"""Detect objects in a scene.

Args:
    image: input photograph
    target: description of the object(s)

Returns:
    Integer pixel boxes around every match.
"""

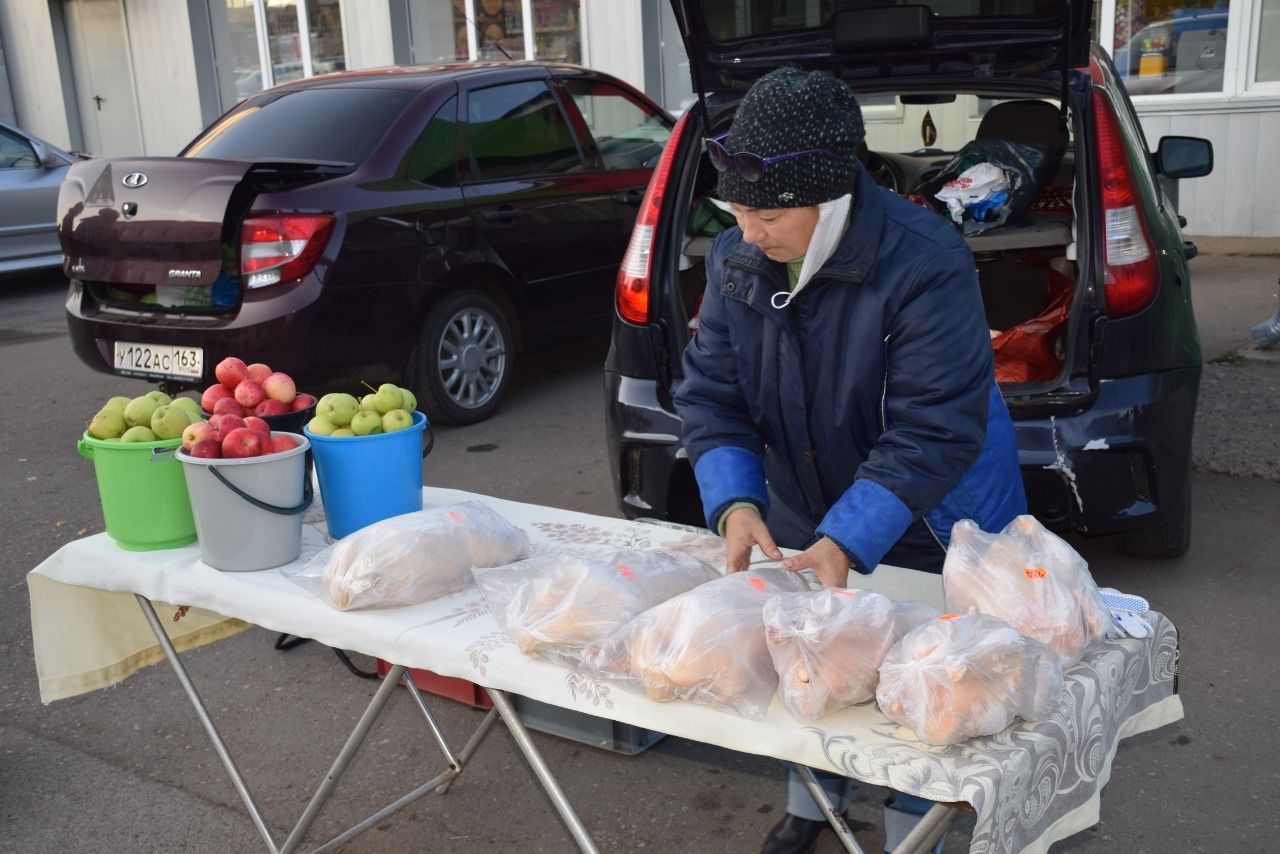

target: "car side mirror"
[1156,136,1213,179]
[27,139,58,169]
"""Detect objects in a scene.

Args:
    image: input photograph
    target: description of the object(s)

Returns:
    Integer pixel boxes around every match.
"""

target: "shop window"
[307,0,346,75]
[534,0,582,63]
[1112,0,1231,95]
[217,0,346,105]
[406,96,461,186]
[562,79,670,170]
[465,81,583,180]
[266,0,305,87]
[472,0,525,60]
[1256,0,1280,83]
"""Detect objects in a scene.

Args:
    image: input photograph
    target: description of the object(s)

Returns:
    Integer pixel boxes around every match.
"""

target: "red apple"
[270,434,299,454]
[216,414,245,438]
[212,396,241,416]
[215,357,248,390]
[222,427,263,458]
[291,393,316,412]
[181,420,214,453]
[243,416,271,437]
[189,437,222,458]
[262,371,297,404]
[246,362,272,384]
[254,398,289,417]
[234,380,264,409]
[201,383,233,413]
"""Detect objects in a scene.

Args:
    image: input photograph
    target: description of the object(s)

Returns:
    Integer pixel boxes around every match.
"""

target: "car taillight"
[240,214,335,289]
[1092,89,1159,318]
[616,112,689,324]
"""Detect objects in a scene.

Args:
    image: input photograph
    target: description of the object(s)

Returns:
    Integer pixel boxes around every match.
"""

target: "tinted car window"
[405,96,460,187]
[0,129,38,169]
[562,78,670,171]
[465,81,583,180]
[186,87,415,164]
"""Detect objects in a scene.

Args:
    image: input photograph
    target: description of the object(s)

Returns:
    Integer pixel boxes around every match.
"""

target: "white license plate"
[113,342,204,381]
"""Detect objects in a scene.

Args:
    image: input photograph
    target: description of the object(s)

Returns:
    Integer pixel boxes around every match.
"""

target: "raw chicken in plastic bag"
[876,611,1063,745]
[764,589,894,721]
[587,567,812,719]
[291,502,529,610]
[943,516,1110,666]
[473,550,720,667]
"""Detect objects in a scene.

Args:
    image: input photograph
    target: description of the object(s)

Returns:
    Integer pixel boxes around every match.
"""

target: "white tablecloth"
[28,487,1182,854]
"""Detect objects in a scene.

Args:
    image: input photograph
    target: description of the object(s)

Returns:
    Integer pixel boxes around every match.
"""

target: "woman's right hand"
[722,506,783,572]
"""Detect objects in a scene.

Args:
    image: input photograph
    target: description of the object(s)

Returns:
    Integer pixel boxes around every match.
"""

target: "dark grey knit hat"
[715,67,864,209]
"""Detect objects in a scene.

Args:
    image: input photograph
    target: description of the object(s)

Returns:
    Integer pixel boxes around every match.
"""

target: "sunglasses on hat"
[705,133,844,183]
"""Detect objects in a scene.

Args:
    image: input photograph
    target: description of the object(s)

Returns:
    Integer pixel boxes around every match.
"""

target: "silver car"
[0,120,78,275]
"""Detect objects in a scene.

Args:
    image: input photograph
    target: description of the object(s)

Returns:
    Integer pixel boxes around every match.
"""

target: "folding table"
[28,487,1183,854]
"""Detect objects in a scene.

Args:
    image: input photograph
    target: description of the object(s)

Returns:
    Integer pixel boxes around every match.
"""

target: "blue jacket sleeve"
[674,230,769,531]
[816,246,992,570]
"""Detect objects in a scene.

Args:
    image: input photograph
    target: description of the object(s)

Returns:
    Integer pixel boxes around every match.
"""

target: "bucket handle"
[207,464,315,516]
[422,423,434,458]
[77,438,93,460]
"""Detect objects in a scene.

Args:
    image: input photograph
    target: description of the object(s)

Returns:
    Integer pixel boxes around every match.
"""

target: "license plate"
[113,342,204,381]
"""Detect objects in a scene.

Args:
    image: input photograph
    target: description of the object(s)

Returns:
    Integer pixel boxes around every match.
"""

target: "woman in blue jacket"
[674,68,1026,854]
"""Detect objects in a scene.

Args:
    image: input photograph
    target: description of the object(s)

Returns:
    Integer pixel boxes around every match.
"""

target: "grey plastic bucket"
[177,433,313,571]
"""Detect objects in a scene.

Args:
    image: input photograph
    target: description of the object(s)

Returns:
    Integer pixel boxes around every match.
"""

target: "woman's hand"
[721,506,782,572]
[782,537,852,589]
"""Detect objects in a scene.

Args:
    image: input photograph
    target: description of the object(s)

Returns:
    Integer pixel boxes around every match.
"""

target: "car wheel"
[413,290,514,426]
[1120,478,1191,559]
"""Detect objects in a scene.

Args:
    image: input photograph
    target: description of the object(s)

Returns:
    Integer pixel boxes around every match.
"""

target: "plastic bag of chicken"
[943,516,1111,667]
[876,611,1064,745]
[290,502,529,610]
[473,550,720,667]
[587,567,812,719]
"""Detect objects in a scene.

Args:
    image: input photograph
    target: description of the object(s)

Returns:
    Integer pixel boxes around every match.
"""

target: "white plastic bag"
[473,550,719,667]
[943,516,1111,666]
[876,611,1063,745]
[764,588,900,721]
[292,502,529,610]
[587,567,812,719]
[934,162,1010,225]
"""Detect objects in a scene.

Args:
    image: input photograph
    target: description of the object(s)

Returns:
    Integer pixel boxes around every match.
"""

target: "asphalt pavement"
[1,241,1278,854]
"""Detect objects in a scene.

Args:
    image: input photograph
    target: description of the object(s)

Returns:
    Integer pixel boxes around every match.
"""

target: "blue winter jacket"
[676,167,1026,573]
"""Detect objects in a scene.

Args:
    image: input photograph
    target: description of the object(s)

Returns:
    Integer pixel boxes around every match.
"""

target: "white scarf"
[771,193,851,309]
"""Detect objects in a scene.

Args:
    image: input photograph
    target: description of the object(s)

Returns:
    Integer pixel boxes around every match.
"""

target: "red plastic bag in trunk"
[992,262,1073,383]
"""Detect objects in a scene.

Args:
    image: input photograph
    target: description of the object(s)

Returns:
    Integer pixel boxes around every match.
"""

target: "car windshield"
[185,87,415,164]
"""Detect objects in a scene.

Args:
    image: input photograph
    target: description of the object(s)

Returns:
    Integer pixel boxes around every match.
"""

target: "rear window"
[185,87,415,164]
[699,0,1060,39]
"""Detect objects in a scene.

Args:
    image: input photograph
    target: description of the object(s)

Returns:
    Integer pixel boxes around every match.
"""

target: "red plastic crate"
[375,658,492,709]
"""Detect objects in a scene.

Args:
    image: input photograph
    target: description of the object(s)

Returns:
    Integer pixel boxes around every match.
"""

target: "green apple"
[381,409,413,433]
[331,427,356,437]
[350,410,383,436]
[120,425,158,442]
[320,392,359,426]
[123,395,159,428]
[371,383,404,414]
[307,415,337,436]
[88,409,126,440]
[359,393,378,412]
[145,390,172,406]
[170,397,202,421]
[102,396,131,415]
[398,386,417,413]
[150,404,192,440]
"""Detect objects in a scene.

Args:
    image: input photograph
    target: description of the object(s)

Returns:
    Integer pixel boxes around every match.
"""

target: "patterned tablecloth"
[28,487,1182,854]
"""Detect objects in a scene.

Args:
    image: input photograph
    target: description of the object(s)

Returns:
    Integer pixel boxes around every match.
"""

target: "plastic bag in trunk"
[917,139,1062,235]
[587,567,813,719]
[288,502,529,610]
[473,550,720,667]
[877,611,1064,745]
[942,516,1111,666]
[764,589,941,722]
[991,256,1075,383]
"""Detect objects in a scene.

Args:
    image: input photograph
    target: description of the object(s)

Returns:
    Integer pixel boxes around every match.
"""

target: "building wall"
[122,0,205,154]
[583,0,645,93]
[0,3,72,148]
[340,1,395,71]
[0,29,16,125]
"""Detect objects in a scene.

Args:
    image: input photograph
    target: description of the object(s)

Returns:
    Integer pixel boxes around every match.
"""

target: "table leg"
[891,803,958,854]
[136,595,281,854]
[793,764,865,854]
[487,688,601,854]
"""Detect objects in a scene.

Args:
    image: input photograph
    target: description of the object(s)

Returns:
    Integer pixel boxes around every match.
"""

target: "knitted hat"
[715,67,864,209]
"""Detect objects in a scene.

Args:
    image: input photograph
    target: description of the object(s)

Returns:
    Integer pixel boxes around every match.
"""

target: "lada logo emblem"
[122,172,148,188]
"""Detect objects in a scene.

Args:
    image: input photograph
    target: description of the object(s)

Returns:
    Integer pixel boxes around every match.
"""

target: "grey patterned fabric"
[716,67,864,209]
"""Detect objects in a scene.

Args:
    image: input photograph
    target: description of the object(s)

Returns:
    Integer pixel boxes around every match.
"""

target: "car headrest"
[976,100,1067,152]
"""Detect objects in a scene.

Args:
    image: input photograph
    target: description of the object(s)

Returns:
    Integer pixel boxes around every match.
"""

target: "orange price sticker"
[938,613,959,621]
[1024,566,1048,580]
[615,563,636,580]
[445,510,465,523]
[748,577,768,592]
[833,588,857,598]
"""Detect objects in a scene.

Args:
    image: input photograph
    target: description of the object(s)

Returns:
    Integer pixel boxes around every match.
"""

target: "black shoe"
[761,813,828,854]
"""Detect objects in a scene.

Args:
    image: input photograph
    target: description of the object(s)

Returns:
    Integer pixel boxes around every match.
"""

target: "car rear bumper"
[607,366,1201,537]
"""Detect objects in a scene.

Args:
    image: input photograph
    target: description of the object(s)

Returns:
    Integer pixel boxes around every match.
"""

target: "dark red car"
[62,62,673,424]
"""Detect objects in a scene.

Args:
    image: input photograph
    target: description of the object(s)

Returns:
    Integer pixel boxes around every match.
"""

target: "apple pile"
[201,357,315,419]
[87,391,204,442]
[180,413,301,460]
[307,384,418,437]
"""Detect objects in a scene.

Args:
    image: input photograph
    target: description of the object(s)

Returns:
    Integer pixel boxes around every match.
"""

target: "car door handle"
[480,207,520,223]
[614,189,644,206]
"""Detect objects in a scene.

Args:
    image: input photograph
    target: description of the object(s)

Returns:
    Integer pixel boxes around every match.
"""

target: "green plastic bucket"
[77,432,197,551]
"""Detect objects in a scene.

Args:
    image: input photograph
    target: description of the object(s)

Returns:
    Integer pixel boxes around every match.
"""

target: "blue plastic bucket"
[304,411,432,539]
